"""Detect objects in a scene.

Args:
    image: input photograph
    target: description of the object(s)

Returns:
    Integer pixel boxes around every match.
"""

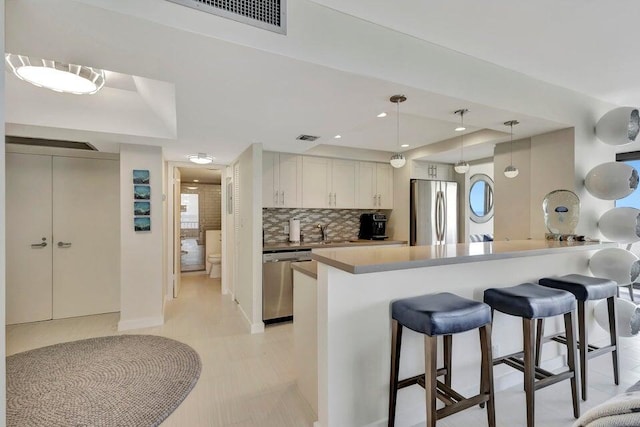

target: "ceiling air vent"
[6,136,97,151]
[296,134,320,142]
[166,0,286,35]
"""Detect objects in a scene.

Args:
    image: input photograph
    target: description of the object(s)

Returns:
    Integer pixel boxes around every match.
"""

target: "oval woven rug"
[7,335,201,427]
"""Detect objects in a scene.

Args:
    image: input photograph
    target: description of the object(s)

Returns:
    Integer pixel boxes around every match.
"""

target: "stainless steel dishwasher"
[262,250,312,324]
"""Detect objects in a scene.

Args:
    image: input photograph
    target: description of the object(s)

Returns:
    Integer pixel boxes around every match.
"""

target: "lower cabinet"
[6,152,120,324]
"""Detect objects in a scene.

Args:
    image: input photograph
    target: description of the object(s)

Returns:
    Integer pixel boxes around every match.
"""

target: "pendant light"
[503,120,520,178]
[389,95,407,169]
[453,109,470,174]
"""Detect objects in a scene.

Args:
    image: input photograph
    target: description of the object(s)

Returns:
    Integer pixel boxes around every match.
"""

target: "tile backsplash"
[263,208,379,243]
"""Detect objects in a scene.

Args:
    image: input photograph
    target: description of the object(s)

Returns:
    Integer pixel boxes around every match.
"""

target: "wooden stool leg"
[607,296,620,385]
[564,311,581,419]
[480,324,496,427]
[425,335,438,427]
[388,320,402,427]
[523,318,535,427]
[578,301,587,401]
[443,335,452,387]
[628,284,635,302]
[535,318,545,367]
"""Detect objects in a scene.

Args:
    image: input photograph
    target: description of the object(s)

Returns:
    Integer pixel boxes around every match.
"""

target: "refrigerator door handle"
[435,191,443,243]
[440,191,447,243]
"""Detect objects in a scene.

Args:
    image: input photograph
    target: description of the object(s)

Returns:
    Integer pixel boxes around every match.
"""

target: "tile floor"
[6,273,640,427]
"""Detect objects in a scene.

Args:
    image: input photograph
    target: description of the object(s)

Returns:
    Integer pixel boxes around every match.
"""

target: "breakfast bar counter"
[311,240,617,427]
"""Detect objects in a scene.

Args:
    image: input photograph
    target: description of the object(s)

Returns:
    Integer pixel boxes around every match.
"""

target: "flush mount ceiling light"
[453,109,470,174]
[5,54,106,95]
[389,95,407,169]
[188,153,214,165]
[504,120,520,178]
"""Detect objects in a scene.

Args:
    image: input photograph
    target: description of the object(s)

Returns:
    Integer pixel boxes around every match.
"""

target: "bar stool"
[538,274,619,400]
[389,292,495,427]
[484,283,580,427]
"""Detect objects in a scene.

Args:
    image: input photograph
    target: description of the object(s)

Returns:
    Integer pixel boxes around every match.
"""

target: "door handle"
[31,242,47,248]
[274,190,279,205]
[57,242,72,248]
[281,191,285,205]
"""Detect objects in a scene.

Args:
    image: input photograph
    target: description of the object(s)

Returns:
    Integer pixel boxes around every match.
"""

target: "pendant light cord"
[510,123,513,165]
[460,111,465,159]
[396,100,400,151]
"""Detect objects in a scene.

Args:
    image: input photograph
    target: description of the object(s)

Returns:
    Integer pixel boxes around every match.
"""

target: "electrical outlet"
[284,224,290,234]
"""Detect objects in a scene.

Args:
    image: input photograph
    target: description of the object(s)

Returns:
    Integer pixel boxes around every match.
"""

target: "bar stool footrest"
[494,355,576,391]
[546,334,616,359]
[397,367,448,390]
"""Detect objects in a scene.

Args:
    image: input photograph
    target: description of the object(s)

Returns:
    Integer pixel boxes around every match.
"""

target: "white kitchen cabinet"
[411,160,453,181]
[302,157,356,208]
[263,152,302,208]
[356,162,394,209]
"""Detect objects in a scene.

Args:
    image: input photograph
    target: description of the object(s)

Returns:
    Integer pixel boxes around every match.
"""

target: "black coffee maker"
[359,213,388,240]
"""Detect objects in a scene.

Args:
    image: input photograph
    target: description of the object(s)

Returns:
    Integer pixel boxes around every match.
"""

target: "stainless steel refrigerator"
[410,179,458,245]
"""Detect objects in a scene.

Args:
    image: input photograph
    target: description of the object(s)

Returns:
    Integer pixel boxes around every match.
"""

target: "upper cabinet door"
[302,156,331,208]
[356,162,377,209]
[331,159,356,209]
[376,163,394,209]
[262,151,278,208]
[278,154,302,208]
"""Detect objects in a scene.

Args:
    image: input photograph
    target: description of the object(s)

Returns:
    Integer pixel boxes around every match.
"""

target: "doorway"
[176,167,224,274]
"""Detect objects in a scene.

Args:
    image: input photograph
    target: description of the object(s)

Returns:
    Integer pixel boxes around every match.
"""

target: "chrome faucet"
[317,224,328,241]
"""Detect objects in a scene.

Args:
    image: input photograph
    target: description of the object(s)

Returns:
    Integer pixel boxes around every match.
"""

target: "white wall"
[233,144,264,333]
[118,144,165,331]
[530,128,576,239]
[493,128,577,241]
[0,1,7,422]
[494,138,532,240]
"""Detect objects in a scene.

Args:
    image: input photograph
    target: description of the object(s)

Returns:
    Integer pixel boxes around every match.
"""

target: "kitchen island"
[309,240,616,427]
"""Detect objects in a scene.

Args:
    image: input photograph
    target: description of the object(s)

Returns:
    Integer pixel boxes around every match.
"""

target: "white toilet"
[207,253,222,278]
[205,230,222,279]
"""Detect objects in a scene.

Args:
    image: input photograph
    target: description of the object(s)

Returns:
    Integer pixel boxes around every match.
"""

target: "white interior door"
[173,167,182,298]
[6,153,53,324]
[52,156,120,319]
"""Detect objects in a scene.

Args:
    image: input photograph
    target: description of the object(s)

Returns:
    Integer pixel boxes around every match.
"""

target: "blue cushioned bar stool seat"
[484,283,580,427]
[388,292,495,427]
[538,274,619,401]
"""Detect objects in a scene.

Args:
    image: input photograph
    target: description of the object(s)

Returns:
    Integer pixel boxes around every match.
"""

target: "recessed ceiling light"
[334,135,342,139]
[188,153,214,164]
[193,179,199,183]
[377,112,387,118]
[5,54,106,95]
[400,144,410,148]
[455,126,466,132]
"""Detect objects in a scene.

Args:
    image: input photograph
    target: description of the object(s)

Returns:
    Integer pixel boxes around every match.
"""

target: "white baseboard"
[313,422,322,427]
[237,302,265,334]
[118,315,165,331]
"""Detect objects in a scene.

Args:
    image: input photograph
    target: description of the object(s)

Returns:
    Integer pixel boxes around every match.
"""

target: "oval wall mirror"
[469,173,494,223]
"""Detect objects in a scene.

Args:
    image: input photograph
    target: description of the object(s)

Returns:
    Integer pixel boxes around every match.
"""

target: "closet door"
[6,153,53,324]
[52,156,120,319]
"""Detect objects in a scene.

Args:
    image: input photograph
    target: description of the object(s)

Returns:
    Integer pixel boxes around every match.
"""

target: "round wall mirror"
[469,173,494,223]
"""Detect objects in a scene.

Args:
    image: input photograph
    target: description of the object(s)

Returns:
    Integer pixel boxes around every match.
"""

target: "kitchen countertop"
[291,260,317,279]
[263,239,406,252]
[311,239,617,274]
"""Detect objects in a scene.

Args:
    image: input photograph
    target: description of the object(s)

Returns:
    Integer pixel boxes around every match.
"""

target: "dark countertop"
[291,260,318,279]
[263,239,407,252]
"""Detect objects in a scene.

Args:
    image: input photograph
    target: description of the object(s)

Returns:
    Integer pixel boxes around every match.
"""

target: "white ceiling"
[310,0,640,107]
[4,1,622,164]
